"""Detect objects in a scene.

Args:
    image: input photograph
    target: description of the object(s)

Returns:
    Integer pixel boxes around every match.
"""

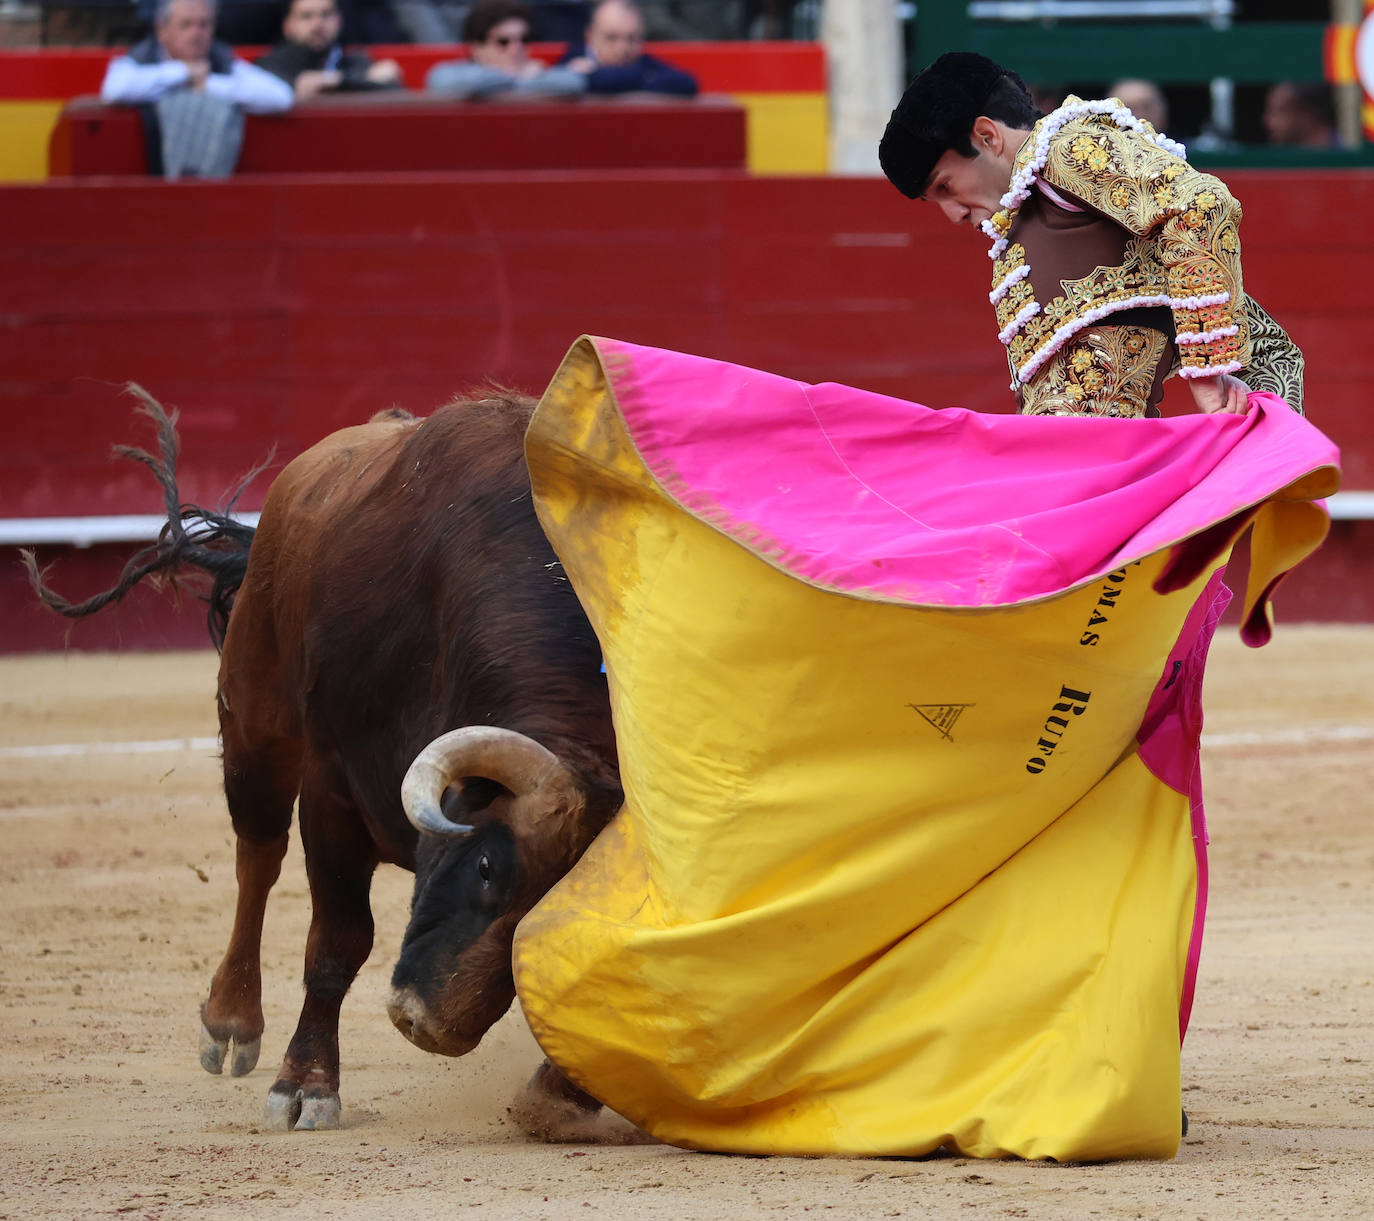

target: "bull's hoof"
[199,1023,227,1075]
[263,1087,342,1132]
[509,1080,652,1146]
[230,1037,262,1077]
[295,1095,342,1130]
[199,1023,262,1077]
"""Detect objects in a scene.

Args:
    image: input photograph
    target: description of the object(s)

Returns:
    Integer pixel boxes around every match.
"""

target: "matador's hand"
[1189,372,1252,415]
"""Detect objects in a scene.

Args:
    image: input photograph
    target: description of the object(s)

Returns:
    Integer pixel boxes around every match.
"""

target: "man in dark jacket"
[561,0,697,97]
[256,0,403,100]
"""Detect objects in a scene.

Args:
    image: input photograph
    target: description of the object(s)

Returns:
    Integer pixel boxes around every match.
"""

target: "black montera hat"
[879,51,1013,199]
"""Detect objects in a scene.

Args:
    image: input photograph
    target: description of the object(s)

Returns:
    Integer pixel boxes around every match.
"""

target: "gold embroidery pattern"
[992,243,1036,333]
[992,98,1254,389]
[1032,104,1251,375]
[1021,325,1169,417]
[1241,293,1305,415]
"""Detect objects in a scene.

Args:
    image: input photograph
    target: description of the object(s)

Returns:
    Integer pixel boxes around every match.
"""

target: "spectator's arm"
[339,52,401,90]
[204,59,296,113]
[254,43,311,85]
[100,55,190,105]
[512,66,587,98]
[584,55,697,97]
[426,61,585,100]
[426,61,510,99]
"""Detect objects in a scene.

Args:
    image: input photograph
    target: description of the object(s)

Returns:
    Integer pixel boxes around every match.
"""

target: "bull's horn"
[400,726,577,838]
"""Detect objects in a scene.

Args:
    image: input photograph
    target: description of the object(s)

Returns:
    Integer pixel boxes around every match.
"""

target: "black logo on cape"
[909,703,973,742]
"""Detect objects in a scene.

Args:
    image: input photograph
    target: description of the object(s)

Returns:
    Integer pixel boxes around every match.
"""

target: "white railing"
[0,512,262,549]
[2,495,1369,551]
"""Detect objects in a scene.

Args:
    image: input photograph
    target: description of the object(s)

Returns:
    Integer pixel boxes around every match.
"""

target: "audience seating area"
[0,41,827,179]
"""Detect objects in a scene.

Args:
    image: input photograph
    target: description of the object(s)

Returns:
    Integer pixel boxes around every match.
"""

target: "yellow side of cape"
[512,343,1263,1161]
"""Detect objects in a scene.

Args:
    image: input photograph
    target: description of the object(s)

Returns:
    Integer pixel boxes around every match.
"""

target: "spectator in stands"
[1109,78,1169,134]
[560,0,697,97]
[257,0,404,99]
[1262,81,1346,149]
[101,0,292,178]
[426,0,586,99]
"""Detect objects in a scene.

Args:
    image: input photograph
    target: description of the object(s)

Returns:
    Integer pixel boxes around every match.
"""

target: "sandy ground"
[0,627,1371,1219]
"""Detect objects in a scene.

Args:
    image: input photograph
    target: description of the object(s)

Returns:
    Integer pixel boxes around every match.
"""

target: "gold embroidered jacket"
[987,97,1304,415]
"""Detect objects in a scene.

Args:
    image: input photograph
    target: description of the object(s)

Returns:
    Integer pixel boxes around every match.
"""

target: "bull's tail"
[22,384,269,651]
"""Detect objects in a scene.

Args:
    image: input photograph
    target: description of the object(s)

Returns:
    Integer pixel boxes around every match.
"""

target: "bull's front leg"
[263,780,378,1131]
[509,1059,654,1145]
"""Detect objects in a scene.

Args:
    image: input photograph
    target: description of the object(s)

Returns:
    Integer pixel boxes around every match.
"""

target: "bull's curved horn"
[400,726,578,839]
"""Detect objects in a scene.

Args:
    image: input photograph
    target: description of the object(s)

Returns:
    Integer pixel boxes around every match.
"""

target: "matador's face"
[922,144,1012,229]
[921,117,1027,230]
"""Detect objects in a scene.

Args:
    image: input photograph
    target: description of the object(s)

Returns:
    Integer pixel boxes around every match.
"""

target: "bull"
[26,389,626,1135]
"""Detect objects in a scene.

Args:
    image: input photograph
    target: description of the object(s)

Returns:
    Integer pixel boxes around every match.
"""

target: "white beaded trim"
[1167,291,1232,311]
[995,98,1187,219]
[999,301,1041,344]
[990,264,1031,305]
[1177,360,1245,379]
[981,219,1009,259]
[1009,291,1233,383]
[1176,325,1240,345]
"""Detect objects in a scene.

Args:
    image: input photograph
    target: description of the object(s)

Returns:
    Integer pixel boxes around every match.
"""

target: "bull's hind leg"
[263,766,378,1131]
[200,724,303,1079]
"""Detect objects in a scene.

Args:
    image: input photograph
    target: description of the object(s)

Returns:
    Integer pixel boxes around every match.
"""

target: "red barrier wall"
[50,96,748,177]
[3,168,1371,650]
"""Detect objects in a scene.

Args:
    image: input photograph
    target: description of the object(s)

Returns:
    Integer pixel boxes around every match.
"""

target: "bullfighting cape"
[513,336,1339,1161]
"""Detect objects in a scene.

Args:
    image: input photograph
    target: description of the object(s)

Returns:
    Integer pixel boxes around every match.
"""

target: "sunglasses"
[489,32,528,46]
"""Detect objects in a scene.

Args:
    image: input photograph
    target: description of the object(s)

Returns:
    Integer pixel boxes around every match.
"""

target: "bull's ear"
[440,776,510,824]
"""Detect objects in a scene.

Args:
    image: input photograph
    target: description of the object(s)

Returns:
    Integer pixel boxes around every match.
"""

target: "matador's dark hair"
[879,51,1041,200]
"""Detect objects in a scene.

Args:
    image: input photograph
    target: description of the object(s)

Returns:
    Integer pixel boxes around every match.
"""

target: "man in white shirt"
[101,0,293,115]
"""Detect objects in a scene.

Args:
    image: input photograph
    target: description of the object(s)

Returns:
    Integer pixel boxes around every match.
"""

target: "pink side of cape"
[596,338,1338,608]
[1135,569,1233,1041]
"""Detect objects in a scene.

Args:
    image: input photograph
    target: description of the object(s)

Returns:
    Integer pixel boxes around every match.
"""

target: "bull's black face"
[388,816,523,1056]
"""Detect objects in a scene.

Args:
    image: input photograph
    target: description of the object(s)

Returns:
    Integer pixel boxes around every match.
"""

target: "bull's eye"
[477,854,491,886]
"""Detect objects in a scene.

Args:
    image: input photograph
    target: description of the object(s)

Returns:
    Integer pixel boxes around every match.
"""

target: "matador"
[879,52,1304,419]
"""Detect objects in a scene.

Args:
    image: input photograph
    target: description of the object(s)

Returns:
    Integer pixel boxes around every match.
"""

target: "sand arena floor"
[0,628,1371,1219]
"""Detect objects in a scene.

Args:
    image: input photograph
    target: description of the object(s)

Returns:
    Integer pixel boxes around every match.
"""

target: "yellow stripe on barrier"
[735,91,828,174]
[0,100,64,182]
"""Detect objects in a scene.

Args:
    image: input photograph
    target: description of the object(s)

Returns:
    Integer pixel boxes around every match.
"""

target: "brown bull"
[27,389,624,1133]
